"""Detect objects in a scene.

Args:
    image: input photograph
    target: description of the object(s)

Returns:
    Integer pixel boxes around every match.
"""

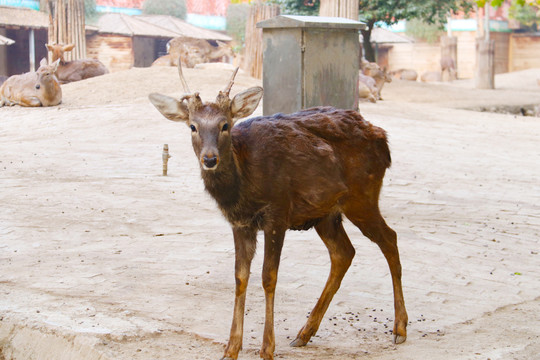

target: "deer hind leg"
[346,208,408,344]
[290,214,355,347]
[222,226,257,360]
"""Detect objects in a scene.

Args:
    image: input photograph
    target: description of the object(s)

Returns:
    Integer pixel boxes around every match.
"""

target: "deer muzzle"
[202,154,219,170]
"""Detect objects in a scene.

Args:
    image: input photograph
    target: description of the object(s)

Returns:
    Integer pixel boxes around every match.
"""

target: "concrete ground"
[1,66,539,359]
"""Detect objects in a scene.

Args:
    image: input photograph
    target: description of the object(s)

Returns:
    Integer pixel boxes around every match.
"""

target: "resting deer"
[152,37,234,68]
[46,43,108,83]
[0,58,62,107]
[148,62,408,360]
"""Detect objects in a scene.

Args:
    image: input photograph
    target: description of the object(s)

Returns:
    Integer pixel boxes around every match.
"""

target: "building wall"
[386,31,510,80]
[186,0,229,30]
[96,0,143,15]
[86,34,133,72]
[386,42,441,78]
[0,28,8,75]
[509,33,540,72]
[0,27,47,76]
[132,36,155,67]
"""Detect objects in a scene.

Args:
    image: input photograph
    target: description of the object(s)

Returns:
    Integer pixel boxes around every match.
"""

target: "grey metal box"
[257,15,365,116]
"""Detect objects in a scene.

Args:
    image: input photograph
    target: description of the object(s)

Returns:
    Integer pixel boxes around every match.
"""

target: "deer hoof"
[289,337,307,347]
[393,334,407,344]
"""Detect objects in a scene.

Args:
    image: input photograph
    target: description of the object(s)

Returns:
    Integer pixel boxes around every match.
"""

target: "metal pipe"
[29,28,35,71]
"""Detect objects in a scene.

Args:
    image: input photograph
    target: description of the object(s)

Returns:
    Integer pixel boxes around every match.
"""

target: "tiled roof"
[136,15,231,41]
[0,6,48,29]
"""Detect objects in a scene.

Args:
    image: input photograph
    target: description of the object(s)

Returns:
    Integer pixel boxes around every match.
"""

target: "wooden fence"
[47,0,86,61]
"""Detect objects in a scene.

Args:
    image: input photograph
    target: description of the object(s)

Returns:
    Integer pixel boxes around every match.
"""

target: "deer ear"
[149,93,189,123]
[230,86,263,121]
[39,58,48,67]
[51,59,60,73]
[46,44,53,51]
[63,43,75,51]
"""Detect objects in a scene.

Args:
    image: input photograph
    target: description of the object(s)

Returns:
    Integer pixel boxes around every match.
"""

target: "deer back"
[149,63,391,231]
[46,43,108,83]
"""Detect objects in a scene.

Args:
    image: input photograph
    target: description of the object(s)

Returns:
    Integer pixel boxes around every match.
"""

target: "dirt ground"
[1,66,539,360]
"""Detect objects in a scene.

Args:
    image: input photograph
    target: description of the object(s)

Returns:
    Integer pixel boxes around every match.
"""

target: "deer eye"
[190,124,197,132]
[221,123,229,132]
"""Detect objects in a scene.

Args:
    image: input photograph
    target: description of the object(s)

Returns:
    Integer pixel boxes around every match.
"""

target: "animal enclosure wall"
[387,42,441,77]
[509,33,540,72]
[386,31,510,80]
[86,33,133,72]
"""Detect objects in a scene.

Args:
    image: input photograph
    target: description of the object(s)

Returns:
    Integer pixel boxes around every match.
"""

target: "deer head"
[35,58,60,89]
[46,43,75,63]
[149,60,263,171]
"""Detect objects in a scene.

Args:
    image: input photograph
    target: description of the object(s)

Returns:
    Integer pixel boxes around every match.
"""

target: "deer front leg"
[260,226,285,360]
[222,226,257,360]
[20,96,42,107]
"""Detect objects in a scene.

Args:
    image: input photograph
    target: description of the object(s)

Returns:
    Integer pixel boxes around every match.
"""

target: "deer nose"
[202,155,219,170]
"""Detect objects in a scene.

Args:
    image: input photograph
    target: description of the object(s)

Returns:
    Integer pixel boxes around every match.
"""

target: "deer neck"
[39,77,60,103]
[201,150,241,210]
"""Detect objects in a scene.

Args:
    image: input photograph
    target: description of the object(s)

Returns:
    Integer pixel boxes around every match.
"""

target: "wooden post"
[47,0,86,61]
[475,4,495,89]
[475,38,495,89]
[242,1,280,79]
[319,0,358,20]
[162,144,171,176]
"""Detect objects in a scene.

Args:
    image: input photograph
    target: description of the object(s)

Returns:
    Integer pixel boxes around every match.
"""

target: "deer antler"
[177,55,191,94]
[176,55,203,113]
[223,67,239,97]
[216,67,240,111]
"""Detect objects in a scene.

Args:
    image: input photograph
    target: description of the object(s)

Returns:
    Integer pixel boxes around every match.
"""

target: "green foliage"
[84,0,98,22]
[477,0,540,8]
[357,0,472,61]
[227,3,250,46]
[142,0,187,19]
[359,0,473,27]
[268,0,319,16]
[509,1,540,28]
[405,18,445,43]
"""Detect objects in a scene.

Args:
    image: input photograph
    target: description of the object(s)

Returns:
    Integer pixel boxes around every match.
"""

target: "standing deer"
[46,43,108,83]
[148,62,408,360]
[0,58,62,107]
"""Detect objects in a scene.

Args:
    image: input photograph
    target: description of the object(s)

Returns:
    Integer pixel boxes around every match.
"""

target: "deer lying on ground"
[358,73,378,103]
[391,68,418,81]
[0,58,62,107]
[152,37,234,68]
[359,61,392,102]
[148,62,408,360]
[46,43,108,83]
[421,71,442,82]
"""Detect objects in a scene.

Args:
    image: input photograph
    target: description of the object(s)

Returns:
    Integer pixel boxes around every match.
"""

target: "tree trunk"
[361,19,375,62]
